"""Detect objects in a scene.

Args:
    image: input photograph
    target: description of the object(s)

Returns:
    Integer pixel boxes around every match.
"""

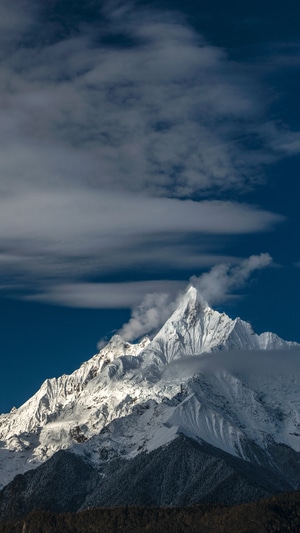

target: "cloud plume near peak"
[118,292,180,341]
[116,253,273,342]
[191,253,273,306]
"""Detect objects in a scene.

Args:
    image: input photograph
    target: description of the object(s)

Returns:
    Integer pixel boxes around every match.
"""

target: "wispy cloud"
[26,253,274,342]
[162,348,300,383]
[0,189,282,299]
[118,292,181,341]
[0,1,36,46]
[191,253,273,306]
[0,0,296,307]
[111,254,273,341]
[2,0,299,199]
[28,280,185,309]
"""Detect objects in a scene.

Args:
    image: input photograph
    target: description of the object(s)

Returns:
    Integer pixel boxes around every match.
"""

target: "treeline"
[1,491,300,533]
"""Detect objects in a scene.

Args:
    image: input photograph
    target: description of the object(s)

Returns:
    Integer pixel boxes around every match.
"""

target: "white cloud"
[162,348,300,383]
[109,253,273,341]
[191,253,273,305]
[0,0,295,306]
[0,1,298,201]
[28,280,185,309]
[118,292,180,341]
[0,190,282,243]
[0,187,282,298]
[257,121,300,155]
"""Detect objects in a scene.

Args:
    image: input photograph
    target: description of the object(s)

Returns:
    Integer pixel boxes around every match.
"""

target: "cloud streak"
[0,0,296,308]
[162,348,300,384]
[0,188,282,300]
[28,280,185,309]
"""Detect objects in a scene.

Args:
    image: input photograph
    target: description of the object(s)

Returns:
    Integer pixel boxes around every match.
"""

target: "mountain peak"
[174,285,209,315]
[148,287,225,363]
[0,284,299,492]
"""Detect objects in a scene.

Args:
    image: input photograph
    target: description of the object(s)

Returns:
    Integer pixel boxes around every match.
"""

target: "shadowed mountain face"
[0,435,298,523]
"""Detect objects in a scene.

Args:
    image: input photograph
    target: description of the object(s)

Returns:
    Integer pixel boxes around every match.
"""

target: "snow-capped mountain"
[0,286,299,497]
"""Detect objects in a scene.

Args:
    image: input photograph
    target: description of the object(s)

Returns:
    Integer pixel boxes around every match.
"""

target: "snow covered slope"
[141,287,293,364]
[0,286,299,490]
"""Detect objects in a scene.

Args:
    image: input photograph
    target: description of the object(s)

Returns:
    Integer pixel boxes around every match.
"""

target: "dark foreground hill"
[1,490,300,533]
[0,435,296,524]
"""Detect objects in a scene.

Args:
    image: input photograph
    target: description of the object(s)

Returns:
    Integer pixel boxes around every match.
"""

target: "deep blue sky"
[0,0,300,413]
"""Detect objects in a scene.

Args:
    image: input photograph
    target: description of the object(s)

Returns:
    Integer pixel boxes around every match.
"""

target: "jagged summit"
[147,286,249,362]
[145,284,298,363]
[176,284,208,311]
[0,287,299,491]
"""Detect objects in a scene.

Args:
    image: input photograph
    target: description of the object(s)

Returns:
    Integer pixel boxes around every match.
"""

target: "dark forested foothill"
[1,491,300,533]
[0,436,295,524]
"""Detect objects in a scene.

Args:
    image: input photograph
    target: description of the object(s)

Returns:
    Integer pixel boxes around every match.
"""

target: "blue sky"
[0,0,300,412]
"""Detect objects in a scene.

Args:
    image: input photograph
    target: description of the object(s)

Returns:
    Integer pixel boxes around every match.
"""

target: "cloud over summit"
[191,253,273,306]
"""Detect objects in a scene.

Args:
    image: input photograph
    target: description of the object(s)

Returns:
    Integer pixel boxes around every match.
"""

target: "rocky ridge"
[0,286,299,495]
